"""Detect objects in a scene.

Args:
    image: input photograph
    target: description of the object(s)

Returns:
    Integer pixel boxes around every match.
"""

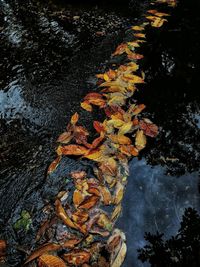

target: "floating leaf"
[111,204,122,221]
[97,213,113,232]
[47,156,61,175]
[58,145,88,156]
[38,254,66,267]
[113,182,124,205]
[24,243,61,265]
[135,130,147,150]
[119,145,139,157]
[62,250,91,265]
[108,135,132,145]
[146,16,167,28]
[71,112,79,125]
[134,33,146,38]
[139,119,159,137]
[81,101,93,112]
[100,186,112,205]
[73,190,85,207]
[131,25,145,31]
[78,195,99,210]
[93,121,105,133]
[57,132,72,144]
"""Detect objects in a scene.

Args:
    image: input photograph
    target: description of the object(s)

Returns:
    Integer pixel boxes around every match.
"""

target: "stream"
[0,0,200,266]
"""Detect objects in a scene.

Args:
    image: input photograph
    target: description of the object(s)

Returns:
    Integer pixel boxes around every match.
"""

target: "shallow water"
[0,0,200,266]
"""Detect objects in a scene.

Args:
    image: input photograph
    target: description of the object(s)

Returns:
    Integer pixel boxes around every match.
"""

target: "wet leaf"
[72,210,89,225]
[38,254,66,267]
[14,210,32,232]
[71,112,79,125]
[112,43,127,56]
[147,9,170,17]
[73,190,85,207]
[57,132,72,144]
[118,121,133,135]
[93,121,104,133]
[111,204,122,221]
[78,195,99,210]
[119,145,139,157]
[111,240,126,267]
[24,243,61,265]
[58,145,88,156]
[100,186,112,205]
[146,16,167,28]
[134,33,146,38]
[74,126,89,145]
[62,238,82,249]
[131,25,145,31]
[62,250,91,265]
[55,199,78,231]
[135,130,147,150]
[0,240,6,257]
[99,158,117,176]
[84,149,103,162]
[47,156,61,175]
[71,171,86,180]
[108,135,132,145]
[139,119,159,137]
[97,213,112,232]
[81,101,93,112]
[127,52,144,60]
[129,104,146,115]
[113,182,124,205]
[122,74,144,84]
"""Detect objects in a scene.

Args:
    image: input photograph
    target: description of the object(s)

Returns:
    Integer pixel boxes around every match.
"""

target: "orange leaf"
[24,243,61,265]
[47,156,61,175]
[84,92,103,101]
[71,112,79,125]
[131,25,145,31]
[62,238,82,249]
[93,121,105,133]
[81,101,93,112]
[73,190,85,207]
[74,126,89,145]
[38,254,66,267]
[127,52,144,60]
[63,250,91,265]
[99,158,117,176]
[108,135,132,145]
[58,145,88,156]
[134,33,146,38]
[78,195,99,210]
[112,43,127,56]
[119,145,139,157]
[72,210,89,225]
[57,132,72,144]
[131,104,146,115]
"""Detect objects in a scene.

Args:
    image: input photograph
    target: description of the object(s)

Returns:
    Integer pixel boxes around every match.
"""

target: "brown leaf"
[73,190,85,207]
[36,217,57,242]
[0,240,6,257]
[47,157,61,175]
[119,145,139,157]
[58,145,88,156]
[134,33,146,38]
[62,238,81,249]
[113,182,124,205]
[71,210,89,225]
[131,25,145,31]
[127,52,144,60]
[38,254,66,267]
[99,158,117,176]
[62,250,91,265]
[139,120,158,137]
[97,214,112,232]
[74,126,89,145]
[78,195,99,210]
[24,243,61,265]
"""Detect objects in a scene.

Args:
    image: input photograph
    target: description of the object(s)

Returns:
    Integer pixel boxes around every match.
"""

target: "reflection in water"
[118,158,200,267]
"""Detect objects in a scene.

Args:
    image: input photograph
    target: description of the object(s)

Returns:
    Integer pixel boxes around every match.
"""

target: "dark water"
[0,0,200,266]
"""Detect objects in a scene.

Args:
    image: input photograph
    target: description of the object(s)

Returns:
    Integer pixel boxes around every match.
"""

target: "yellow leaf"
[111,204,122,221]
[108,134,132,145]
[107,119,124,129]
[146,16,167,28]
[113,182,124,205]
[122,74,144,84]
[134,33,146,38]
[131,25,145,31]
[118,122,132,135]
[135,130,147,150]
[81,101,93,112]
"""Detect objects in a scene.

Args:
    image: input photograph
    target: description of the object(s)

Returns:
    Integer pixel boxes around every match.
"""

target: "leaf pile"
[6,1,177,266]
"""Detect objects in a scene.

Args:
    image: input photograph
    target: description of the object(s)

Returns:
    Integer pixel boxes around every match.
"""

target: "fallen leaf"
[108,135,132,145]
[38,254,66,267]
[118,121,133,135]
[62,250,91,265]
[146,16,167,28]
[55,199,79,231]
[71,112,79,125]
[100,186,112,205]
[72,210,89,225]
[62,238,82,249]
[127,52,144,60]
[139,119,159,137]
[0,240,6,258]
[122,74,144,84]
[73,190,85,207]
[111,204,122,221]
[58,145,88,156]
[134,33,146,38]
[71,171,86,180]
[78,195,99,209]
[97,213,112,232]
[131,25,145,31]
[74,126,89,145]
[57,132,72,144]
[93,121,105,133]
[47,156,61,175]
[81,101,93,112]
[24,243,61,265]
[147,9,170,17]
[119,145,139,157]
[113,182,124,205]
[112,43,127,56]
[135,130,147,150]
